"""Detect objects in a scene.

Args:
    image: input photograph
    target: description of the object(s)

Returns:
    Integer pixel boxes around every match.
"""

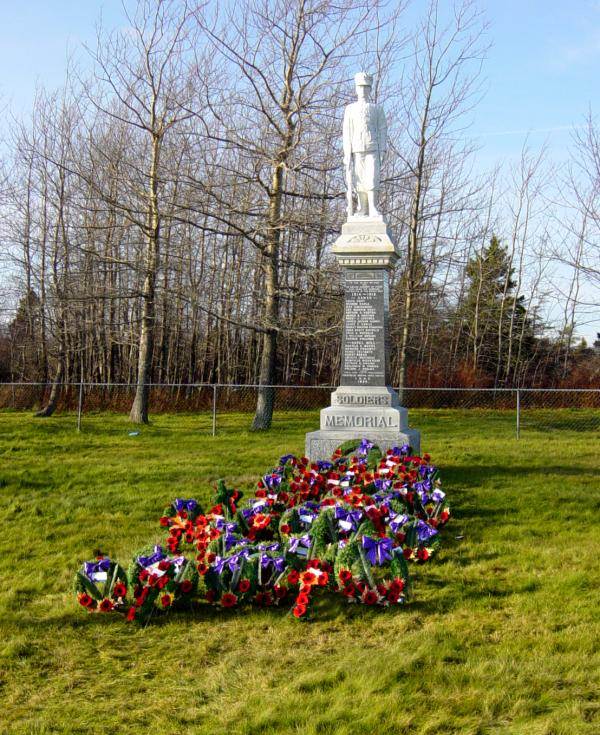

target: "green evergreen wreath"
[74,557,128,613]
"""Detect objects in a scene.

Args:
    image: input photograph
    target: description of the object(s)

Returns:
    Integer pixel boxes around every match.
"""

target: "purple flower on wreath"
[279,454,295,465]
[374,478,392,492]
[288,535,311,555]
[137,545,166,568]
[215,518,238,533]
[416,519,438,543]
[358,438,374,456]
[174,498,198,514]
[414,482,429,504]
[317,460,333,471]
[389,512,409,534]
[362,536,394,565]
[83,557,111,582]
[431,488,446,503]
[263,473,282,489]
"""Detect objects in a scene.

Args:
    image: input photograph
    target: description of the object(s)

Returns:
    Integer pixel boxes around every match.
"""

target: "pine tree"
[457,236,533,383]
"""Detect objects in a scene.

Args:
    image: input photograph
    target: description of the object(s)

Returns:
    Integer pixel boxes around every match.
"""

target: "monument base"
[305,427,421,462]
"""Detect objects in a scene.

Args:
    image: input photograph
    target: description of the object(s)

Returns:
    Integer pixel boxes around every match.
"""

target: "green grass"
[0,409,598,735]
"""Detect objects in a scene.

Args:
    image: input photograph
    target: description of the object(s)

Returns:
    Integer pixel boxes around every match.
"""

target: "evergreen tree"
[456,235,534,383]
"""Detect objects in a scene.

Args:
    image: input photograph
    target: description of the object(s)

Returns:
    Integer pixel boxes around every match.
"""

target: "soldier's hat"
[354,72,373,87]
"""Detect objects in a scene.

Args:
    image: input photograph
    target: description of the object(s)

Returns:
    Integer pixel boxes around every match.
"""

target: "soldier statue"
[343,72,387,219]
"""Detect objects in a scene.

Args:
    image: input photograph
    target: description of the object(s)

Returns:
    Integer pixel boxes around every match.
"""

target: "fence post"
[77,382,84,433]
[516,388,521,440]
[212,384,217,437]
[11,383,16,409]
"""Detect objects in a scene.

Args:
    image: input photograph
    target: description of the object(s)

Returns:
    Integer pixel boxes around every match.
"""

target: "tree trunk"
[130,133,161,424]
[251,162,283,430]
[35,361,63,417]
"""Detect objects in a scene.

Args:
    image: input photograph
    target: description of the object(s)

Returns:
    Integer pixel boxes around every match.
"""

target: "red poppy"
[139,569,149,582]
[440,510,450,522]
[273,585,287,599]
[196,515,208,528]
[363,590,378,605]
[197,562,208,575]
[99,598,113,612]
[287,570,300,585]
[135,587,150,607]
[207,552,217,563]
[220,592,237,608]
[126,606,137,621]
[318,572,329,587]
[238,579,251,593]
[390,578,404,593]
[255,488,266,498]
[300,570,317,586]
[205,589,216,603]
[342,583,355,598]
[280,524,291,535]
[158,560,171,571]
[78,592,94,608]
[296,591,310,606]
[112,582,127,599]
[417,548,430,561]
[209,528,220,540]
[180,580,193,594]
[339,569,352,584]
[160,593,173,608]
[159,516,170,527]
[403,547,413,560]
[293,603,307,618]
[185,532,195,543]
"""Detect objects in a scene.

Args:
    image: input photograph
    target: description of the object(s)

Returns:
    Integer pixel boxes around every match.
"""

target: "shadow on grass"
[520,412,600,433]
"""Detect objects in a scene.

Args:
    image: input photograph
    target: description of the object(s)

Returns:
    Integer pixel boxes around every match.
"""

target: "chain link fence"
[0,382,598,438]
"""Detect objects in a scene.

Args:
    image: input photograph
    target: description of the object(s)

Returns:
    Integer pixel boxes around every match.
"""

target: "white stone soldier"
[343,72,387,218]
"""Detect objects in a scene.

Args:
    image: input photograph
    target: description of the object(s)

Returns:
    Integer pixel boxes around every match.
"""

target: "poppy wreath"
[74,557,128,613]
[334,534,410,606]
[159,497,205,553]
[74,439,450,623]
[286,558,333,620]
[126,544,198,623]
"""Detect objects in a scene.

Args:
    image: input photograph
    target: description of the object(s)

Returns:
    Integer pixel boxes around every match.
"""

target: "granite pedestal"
[305,217,421,460]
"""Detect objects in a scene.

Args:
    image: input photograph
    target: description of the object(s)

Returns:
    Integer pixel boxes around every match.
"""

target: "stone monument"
[305,72,420,460]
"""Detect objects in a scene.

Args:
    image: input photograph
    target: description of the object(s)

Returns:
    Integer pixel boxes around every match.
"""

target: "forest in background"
[0,0,598,425]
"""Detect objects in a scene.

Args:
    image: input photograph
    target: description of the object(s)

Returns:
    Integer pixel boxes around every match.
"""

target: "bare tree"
[83,0,198,423]
[392,0,487,394]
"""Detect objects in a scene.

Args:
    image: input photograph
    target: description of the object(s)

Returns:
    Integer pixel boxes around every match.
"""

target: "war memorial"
[306,72,420,459]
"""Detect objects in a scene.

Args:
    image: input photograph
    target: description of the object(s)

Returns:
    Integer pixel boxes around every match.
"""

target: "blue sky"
[0,0,598,340]
[2,0,599,161]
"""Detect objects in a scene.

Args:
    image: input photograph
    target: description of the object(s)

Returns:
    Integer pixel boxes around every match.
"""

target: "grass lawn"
[0,409,598,734]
